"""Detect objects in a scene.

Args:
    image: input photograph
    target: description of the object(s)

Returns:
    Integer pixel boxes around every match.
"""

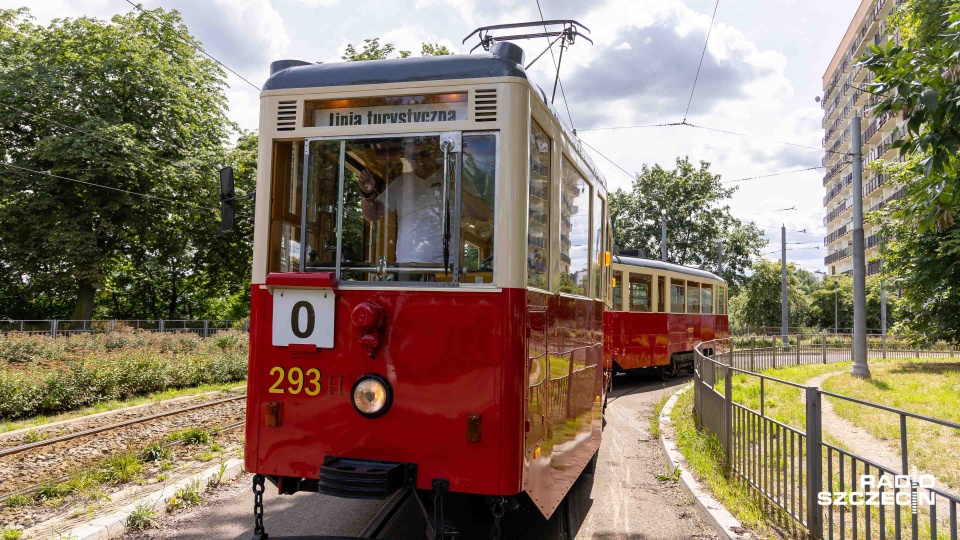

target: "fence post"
[805,386,824,539]
[797,334,802,365]
[822,336,827,364]
[159,319,165,333]
[109,320,115,333]
[724,354,733,477]
[50,319,58,338]
[203,320,209,338]
[750,336,755,372]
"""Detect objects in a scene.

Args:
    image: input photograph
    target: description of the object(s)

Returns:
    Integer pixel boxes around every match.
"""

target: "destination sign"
[306,93,468,127]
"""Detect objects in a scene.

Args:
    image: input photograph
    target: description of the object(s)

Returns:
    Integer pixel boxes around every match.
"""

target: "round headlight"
[351,374,392,418]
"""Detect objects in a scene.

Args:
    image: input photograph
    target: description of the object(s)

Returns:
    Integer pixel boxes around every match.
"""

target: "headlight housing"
[351,374,392,418]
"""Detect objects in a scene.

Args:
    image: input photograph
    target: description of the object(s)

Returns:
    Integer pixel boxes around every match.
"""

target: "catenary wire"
[535,0,576,131]
[578,138,635,181]
[0,162,225,214]
[722,166,823,184]
[123,0,261,92]
[683,0,721,123]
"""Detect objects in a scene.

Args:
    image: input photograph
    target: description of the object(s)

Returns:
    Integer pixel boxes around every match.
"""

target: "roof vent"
[474,89,497,123]
[491,42,525,66]
[270,59,313,75]
[276,100,297,132]
[618,249,645,258]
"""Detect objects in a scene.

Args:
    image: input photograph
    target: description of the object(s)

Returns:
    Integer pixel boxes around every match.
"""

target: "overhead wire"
[123,0,261,92]
[683,0,721,123]
[722,166,823,184]
[534,0,576,131]
[0,162,237,215]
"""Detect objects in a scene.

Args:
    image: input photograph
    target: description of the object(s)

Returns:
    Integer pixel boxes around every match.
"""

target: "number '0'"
[291,301,315,338]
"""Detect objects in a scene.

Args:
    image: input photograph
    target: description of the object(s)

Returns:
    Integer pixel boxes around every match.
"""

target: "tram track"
[0,395,247,501]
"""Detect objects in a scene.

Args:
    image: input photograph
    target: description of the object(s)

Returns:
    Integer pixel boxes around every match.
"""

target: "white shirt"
[378,169,444,264]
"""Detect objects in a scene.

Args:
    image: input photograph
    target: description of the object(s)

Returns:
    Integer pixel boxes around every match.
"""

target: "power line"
[123,0,261,92]
[722,166,823,184]
[578,138,635,181]
[0,162,220,213]
[534,0,576,131]
[683,0,721,123]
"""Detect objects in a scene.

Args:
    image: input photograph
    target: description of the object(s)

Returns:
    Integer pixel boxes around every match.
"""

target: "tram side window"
[670,278,685,313]
[612,270,623,310]
[629,273,652,312]
[269,141,306,273]
[702,284,714,314]
[528,121,551,289]
[718,286,726,314]
[592,194,604,299]
[560,158,590,296]
[687,281,701,313]
[658,276,666,313]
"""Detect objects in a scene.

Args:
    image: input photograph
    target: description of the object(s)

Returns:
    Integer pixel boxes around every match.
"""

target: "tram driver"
[358,138,444,265]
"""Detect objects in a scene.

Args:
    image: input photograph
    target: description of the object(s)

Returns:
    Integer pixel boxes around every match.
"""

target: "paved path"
[127,373,713,539]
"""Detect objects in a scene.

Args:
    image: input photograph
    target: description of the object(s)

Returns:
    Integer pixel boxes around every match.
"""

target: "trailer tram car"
[244,33,612,538]
[604,255,729,378]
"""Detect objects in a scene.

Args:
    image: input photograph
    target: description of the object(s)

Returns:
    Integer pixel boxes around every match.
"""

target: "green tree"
[609,157,766,290]
[728,259,812,331]
[343,38,454,62]
[0,8,234,319]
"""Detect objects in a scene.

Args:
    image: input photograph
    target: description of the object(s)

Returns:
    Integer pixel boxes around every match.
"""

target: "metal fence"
[728,334,958,370]
[0,319,248,338]
[693,337,960,540]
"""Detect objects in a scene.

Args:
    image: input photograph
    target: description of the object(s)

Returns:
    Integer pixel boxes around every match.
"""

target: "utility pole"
[834,277,839,335]
[881,277,887,354]
[850,115,870,378]
[661,216,667,262]
[781,225,788,346]
[717,241,723,275]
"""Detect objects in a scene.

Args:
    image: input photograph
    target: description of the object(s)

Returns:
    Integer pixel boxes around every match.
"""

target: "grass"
[650,393,670,438]
[671,389,785,537]
[4,495,29,508]
[0,380,246,434]
[2,529,23,540]
[820,359,960,489]
[166,478,203,512]
[166,427,210,445]
[141,443,172,462]
[100,451,143,483]
[126,502,158,530]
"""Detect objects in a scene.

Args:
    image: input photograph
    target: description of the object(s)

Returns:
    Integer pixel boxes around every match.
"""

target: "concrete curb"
[58,458,246,540]
[659,384,752,540]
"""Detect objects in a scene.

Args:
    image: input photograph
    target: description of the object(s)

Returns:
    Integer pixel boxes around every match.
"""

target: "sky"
[4,0,863,272]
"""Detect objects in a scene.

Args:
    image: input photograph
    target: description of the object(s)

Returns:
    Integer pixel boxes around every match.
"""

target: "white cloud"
[614,41,631,50]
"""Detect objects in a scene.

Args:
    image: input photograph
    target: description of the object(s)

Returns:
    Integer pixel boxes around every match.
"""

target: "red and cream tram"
[604,255,729,377]
[243,36,611,538]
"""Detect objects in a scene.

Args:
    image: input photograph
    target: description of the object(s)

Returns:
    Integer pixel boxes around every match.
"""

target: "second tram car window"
[687,281,701,313]
[592,194,603,298]
[560,158,590,296]
[629,273,652,312]
[658,276,666,312]
[702,283,714,314]
[717,286,726,314]
[528,121,550,289]
[612,270,623,310]
[670,278,686,313]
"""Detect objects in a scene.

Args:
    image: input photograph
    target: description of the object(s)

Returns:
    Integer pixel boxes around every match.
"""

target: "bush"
[0,330,248,420]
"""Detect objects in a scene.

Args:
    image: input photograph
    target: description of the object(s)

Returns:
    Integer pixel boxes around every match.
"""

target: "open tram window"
[559,158,589,296]
[717,286,726,314]
[670,278,685,313]
[528,121,550,289]
[628,273,652,312]
[687,281,701,313]
[592,194,604,299]
[612,270,622,310]
[702,283,714,314]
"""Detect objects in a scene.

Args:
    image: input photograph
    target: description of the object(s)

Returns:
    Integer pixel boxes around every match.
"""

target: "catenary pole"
[661,216,667,262]
[850,115,870,378]
[781,225,788,346]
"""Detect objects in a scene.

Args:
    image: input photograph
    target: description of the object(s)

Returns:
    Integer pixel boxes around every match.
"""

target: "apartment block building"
[822,0,904,276]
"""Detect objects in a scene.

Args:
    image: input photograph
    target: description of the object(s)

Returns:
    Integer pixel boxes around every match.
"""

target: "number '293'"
[268,366,344,396]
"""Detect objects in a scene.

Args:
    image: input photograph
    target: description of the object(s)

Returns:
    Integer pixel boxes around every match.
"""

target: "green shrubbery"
[0,331,247,420]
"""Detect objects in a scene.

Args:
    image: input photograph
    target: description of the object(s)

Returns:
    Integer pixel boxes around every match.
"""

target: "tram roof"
[612,256,726,283]
[263,53,527,91]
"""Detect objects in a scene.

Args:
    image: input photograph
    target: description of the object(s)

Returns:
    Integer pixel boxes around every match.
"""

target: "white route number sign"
[272,289,335,348]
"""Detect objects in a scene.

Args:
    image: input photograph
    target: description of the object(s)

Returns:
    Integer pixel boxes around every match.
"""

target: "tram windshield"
[278,133,496,284]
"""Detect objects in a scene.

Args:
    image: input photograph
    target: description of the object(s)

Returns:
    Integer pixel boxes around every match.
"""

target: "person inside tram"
[358,138,444,265]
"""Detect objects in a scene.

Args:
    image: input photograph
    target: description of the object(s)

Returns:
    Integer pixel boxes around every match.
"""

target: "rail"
[0,319,248,337]
[692,337,960,540]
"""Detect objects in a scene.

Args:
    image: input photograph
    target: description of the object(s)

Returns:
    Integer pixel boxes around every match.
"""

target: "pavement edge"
[60,458,246,540]
[659,384,752,540]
